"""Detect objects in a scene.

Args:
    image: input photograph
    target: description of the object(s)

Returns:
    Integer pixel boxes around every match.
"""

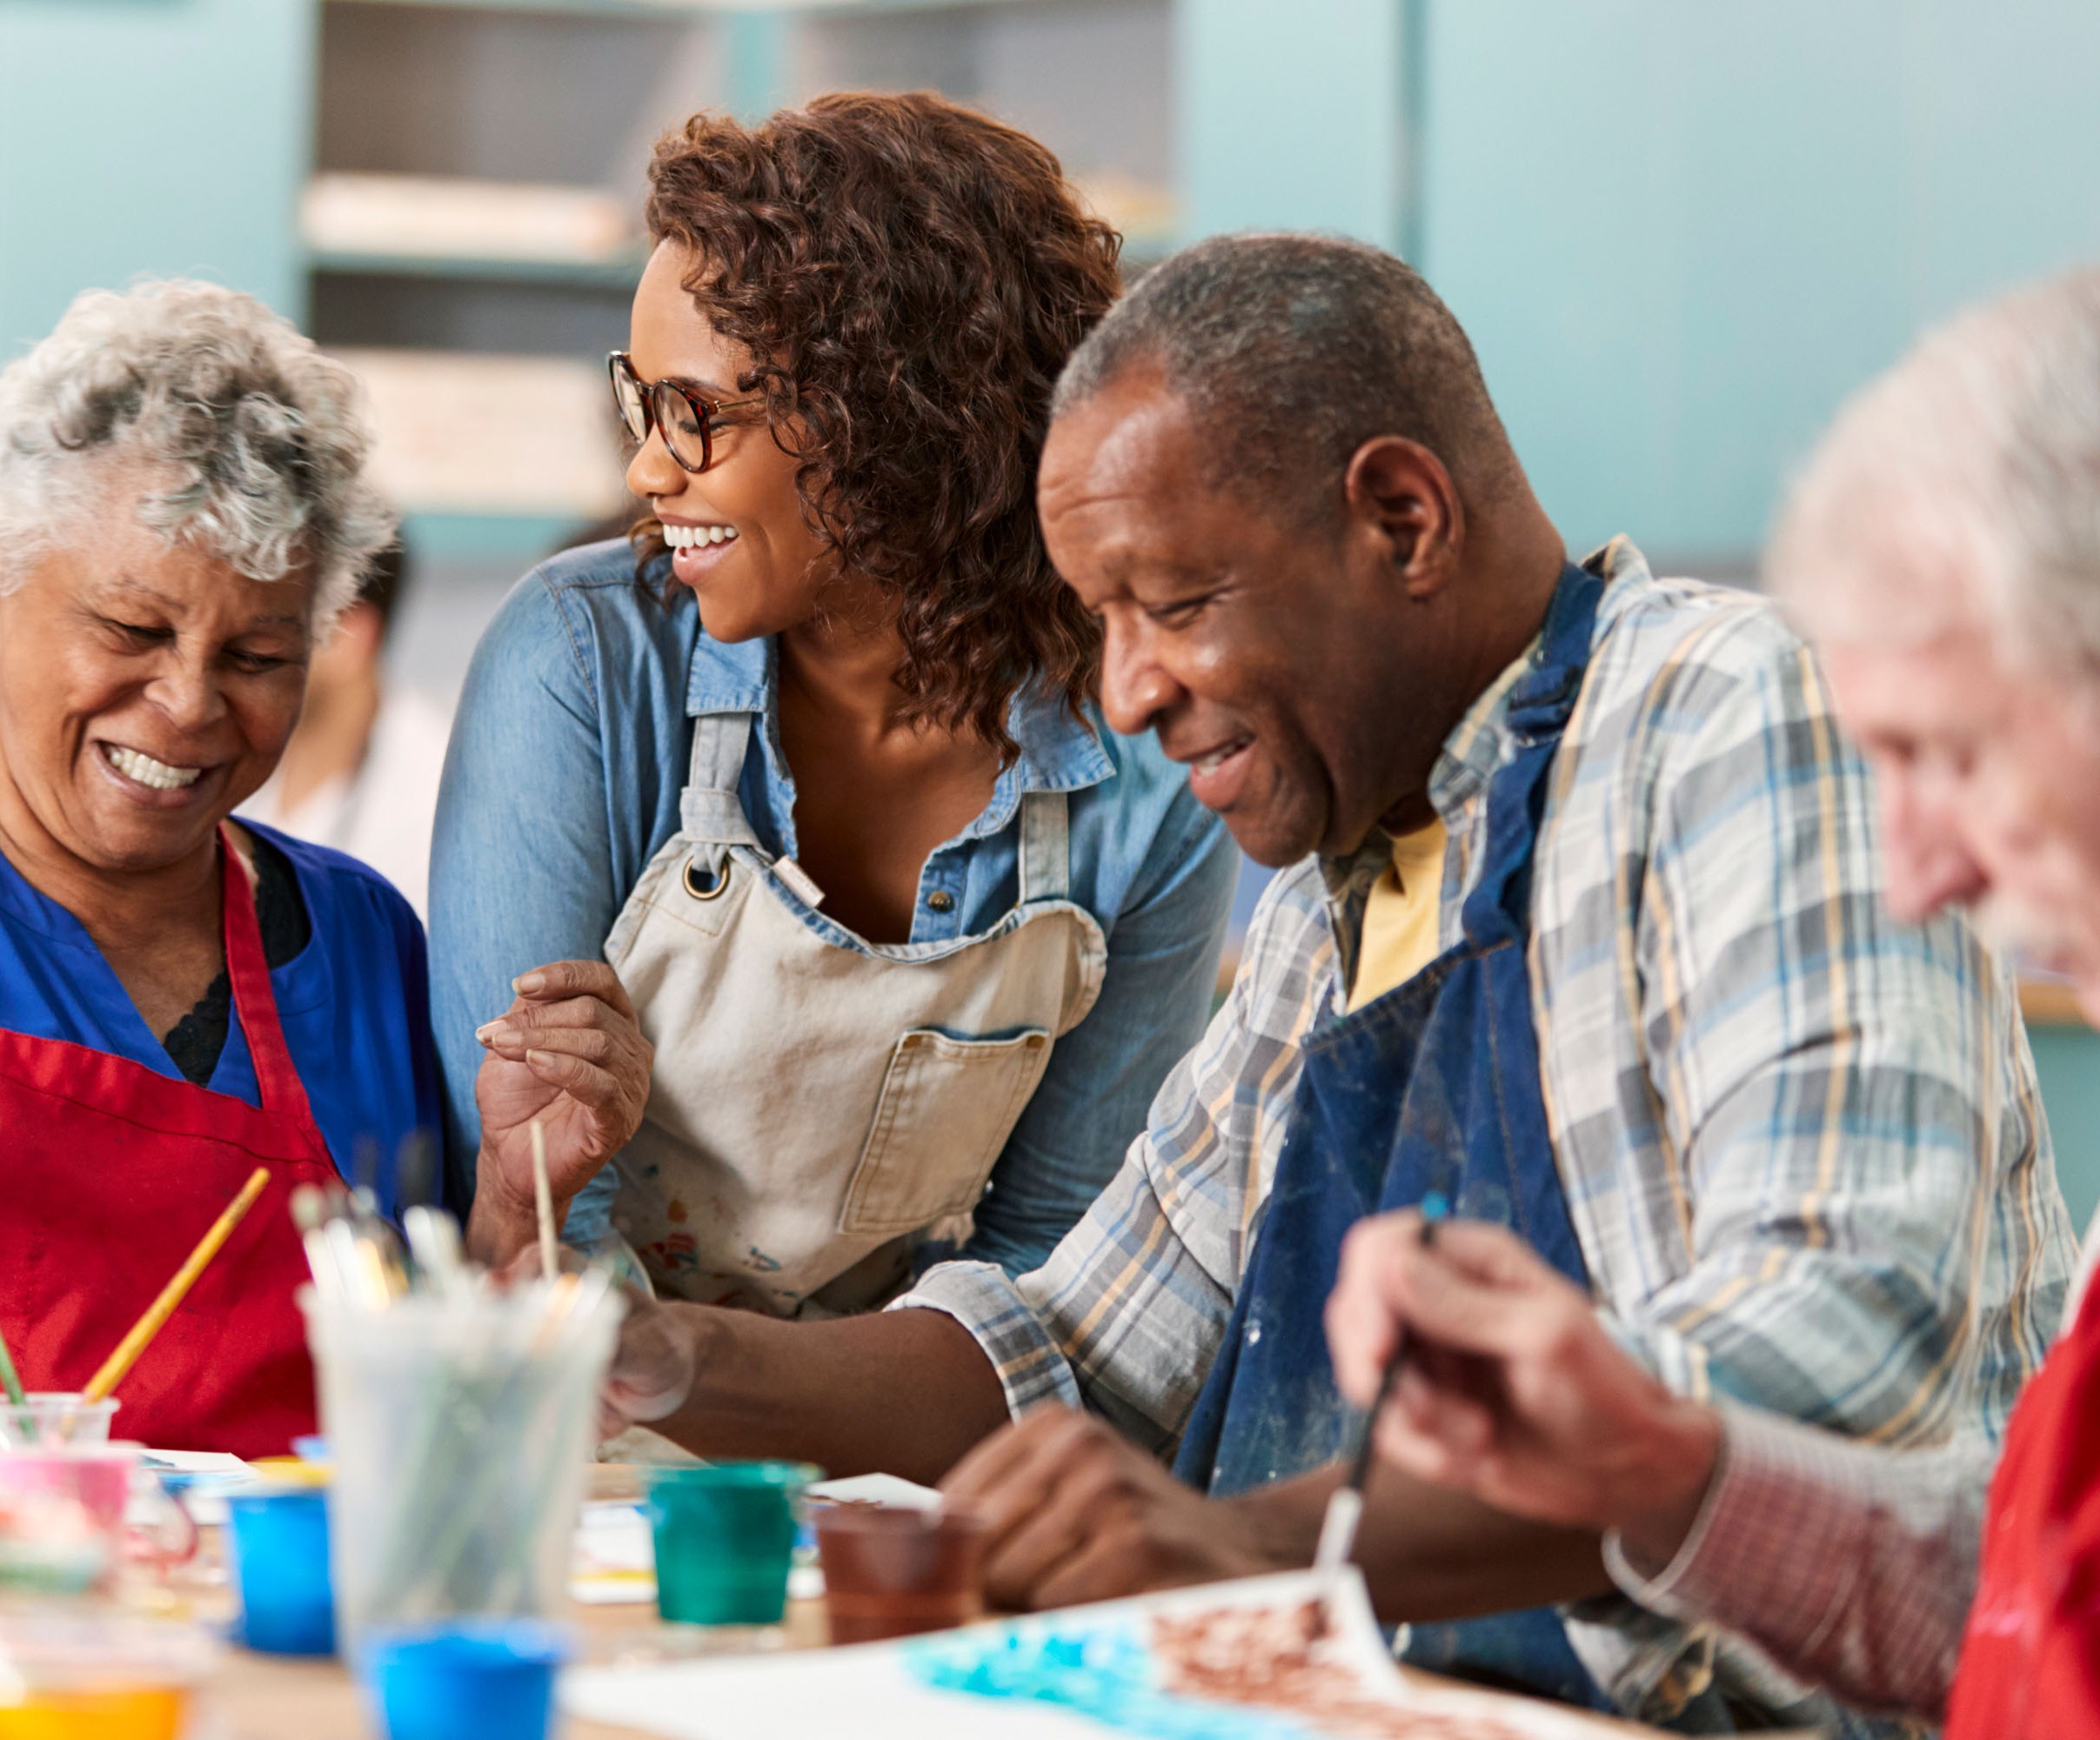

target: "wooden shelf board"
[323,0,1036,17]
[2021,978,2091,1029]
[306,248,644,290]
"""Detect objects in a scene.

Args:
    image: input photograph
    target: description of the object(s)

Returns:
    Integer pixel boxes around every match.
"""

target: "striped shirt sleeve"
[1603,1401,1987,1721]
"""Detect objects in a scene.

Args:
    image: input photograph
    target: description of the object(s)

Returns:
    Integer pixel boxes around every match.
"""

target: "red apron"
[1946,1278,2100,1737]
[0,830,337,1457]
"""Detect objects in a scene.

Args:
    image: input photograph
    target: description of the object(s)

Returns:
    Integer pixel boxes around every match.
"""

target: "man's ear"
[1342,436,1463,599]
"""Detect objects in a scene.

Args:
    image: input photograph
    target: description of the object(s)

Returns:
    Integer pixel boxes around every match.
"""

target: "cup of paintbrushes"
[302,1273,621,1657]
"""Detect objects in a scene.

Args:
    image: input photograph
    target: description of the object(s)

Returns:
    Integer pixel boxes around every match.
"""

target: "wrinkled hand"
[1324,1213,1721,1567]
[470,960,653,1262]
[939,1407,1281,1610]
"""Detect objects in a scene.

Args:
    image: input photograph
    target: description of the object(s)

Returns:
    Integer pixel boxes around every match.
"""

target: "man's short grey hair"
[0,279,394,622]
[1769,268,2100,676]
[1051,232,1522,523]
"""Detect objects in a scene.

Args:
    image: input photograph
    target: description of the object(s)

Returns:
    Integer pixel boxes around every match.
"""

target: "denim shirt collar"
[683,627,1114,848]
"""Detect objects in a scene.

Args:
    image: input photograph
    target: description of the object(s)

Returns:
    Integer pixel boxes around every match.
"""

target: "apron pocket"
[839,1027,1053,1237]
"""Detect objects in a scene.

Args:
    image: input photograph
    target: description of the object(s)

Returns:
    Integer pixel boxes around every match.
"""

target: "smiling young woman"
[430,93,1239,1315]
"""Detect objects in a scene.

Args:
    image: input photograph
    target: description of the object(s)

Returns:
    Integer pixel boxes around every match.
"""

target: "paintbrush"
[1313,1197,1449,1589]
[83,1166,271,1405]
[0,1322,26,1411]
[530,1119,558,1284]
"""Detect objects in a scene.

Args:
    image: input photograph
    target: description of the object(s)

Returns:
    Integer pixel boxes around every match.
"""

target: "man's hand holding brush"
[1323,1211,1724,1576]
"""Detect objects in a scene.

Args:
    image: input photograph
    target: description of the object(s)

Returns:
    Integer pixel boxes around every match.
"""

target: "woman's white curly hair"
[0,278,395,624]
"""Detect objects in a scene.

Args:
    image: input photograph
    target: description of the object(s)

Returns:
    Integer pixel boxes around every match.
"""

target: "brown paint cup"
[814,1505,989,1644]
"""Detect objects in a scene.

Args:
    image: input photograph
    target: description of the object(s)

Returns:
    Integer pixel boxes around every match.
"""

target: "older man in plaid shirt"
[1326,270,2100,1740]
[621,237,2071,1736]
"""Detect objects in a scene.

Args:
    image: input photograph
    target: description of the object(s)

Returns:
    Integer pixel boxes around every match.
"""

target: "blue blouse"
[430,539,1239,1276]
[0,825,452,1219]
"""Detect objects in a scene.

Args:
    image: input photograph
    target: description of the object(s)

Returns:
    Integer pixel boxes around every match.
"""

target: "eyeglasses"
[608,351,765,474]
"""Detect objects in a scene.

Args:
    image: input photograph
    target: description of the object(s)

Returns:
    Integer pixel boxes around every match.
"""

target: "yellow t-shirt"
[1348,820,1448,1012]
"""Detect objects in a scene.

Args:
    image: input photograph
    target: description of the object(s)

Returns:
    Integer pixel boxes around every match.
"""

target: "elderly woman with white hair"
[0,280,652,1456]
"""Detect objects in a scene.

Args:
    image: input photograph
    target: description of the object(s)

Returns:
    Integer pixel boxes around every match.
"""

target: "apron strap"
[680,712,766,850]
[1457,561,1605,948]
[217,826,324,1142]
[1018,789,1071,904]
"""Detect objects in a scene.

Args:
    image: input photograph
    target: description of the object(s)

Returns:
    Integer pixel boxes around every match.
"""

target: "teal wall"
[0,0,315,358]
[2033,1029,2100,1233]
[1414,0,2100,558]
[1182,0,2100,1214]
[1178,0,1419,255]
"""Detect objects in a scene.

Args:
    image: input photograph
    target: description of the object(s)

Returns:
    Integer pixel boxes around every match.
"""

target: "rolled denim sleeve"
[960,784,1238,1278]
[427,570,629,1245]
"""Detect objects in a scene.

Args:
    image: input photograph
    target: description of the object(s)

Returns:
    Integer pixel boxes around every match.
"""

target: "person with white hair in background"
[0,280,652,1456]
[1324,268,2100,1740]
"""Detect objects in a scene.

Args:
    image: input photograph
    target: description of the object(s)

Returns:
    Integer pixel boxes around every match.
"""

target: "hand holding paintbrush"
[1314,1195,1450,1589]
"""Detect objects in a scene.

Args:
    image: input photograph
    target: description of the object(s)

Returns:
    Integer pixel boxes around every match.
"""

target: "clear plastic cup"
[0,1394,119,1451]
[0,1610,213,1739]
[302,1282,620,1657]
[0,1444,198,1597]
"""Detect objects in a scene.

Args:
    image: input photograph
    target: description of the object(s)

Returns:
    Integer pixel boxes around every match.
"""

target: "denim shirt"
[428,539,1238,1274]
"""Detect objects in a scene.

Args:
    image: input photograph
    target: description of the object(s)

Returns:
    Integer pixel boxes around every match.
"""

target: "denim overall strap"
[1168,561,1613,1713]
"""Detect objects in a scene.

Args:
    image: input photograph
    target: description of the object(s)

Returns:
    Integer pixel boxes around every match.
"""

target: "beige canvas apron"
[602,710,1107,1315]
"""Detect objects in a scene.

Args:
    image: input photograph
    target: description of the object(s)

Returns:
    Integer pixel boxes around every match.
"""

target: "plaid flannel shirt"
[896,540,2075,1734]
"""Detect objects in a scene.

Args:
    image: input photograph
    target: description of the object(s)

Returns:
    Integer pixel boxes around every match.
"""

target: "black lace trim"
[161,837,312,1087]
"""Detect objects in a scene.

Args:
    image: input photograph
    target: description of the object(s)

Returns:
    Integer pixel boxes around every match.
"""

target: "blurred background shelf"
[306,251,648,289]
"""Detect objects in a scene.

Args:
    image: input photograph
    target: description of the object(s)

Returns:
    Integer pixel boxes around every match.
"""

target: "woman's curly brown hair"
[640,91,1121,760]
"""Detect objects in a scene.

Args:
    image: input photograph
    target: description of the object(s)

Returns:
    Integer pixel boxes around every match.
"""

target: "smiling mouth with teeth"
[662,522,739,550]
[102,743,204,791]
[1191,740,1251,774]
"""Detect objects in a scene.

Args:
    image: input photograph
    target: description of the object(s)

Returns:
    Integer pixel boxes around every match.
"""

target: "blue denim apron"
[1171,559,1611,1711]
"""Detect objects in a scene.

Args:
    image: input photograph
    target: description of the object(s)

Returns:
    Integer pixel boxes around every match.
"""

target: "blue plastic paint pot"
[225,1489,336,1656]
[362,1618,572,1740]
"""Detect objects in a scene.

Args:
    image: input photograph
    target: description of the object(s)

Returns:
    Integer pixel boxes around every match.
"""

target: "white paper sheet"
[559,1570,1628,1740]
[806,1473,942,1512]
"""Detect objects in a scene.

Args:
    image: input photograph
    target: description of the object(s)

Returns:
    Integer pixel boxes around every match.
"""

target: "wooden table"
[213,1596,824,1740]
[200,1469,1694,1739]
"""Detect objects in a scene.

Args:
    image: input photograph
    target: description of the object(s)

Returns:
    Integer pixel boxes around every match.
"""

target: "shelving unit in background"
[307,0,1174,584]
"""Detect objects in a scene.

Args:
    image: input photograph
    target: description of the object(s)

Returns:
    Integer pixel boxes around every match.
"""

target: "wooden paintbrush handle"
[83,1165,273,1404]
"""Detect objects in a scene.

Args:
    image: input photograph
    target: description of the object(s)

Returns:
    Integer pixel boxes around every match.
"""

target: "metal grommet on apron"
[602,708,1107,1317]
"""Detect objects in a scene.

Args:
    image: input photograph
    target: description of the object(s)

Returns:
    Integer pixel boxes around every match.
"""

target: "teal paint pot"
[645,1462,820,1626]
